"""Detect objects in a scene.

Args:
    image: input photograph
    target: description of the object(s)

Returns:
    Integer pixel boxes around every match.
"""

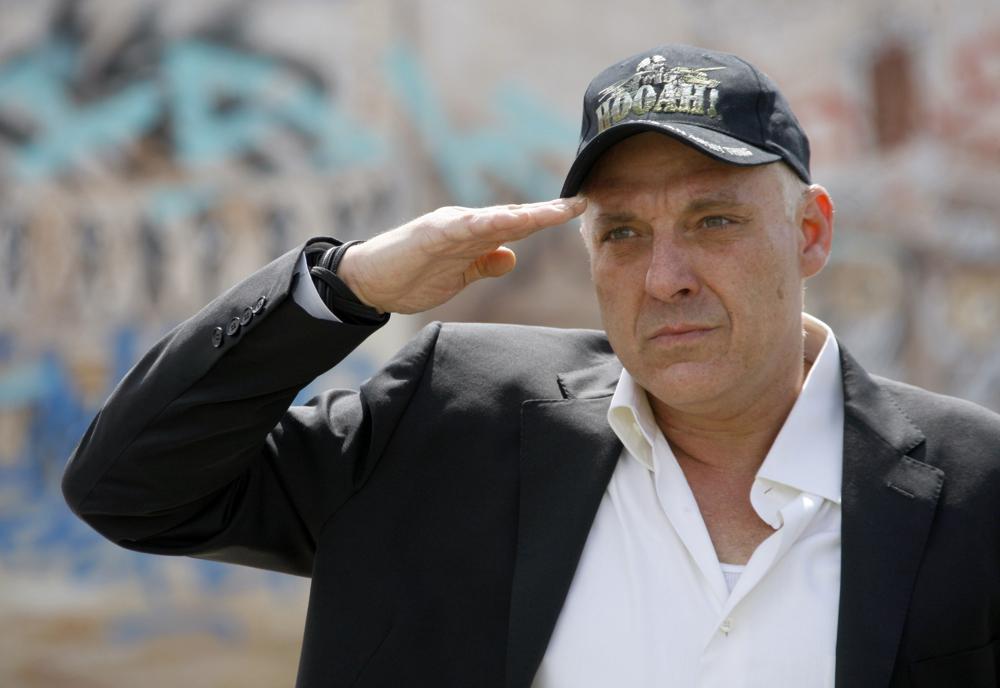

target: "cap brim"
[560,121,782,197]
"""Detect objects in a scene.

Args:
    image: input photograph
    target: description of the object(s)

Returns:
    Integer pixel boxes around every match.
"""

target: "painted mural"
[0,0,998,685]
[0,2,581,683]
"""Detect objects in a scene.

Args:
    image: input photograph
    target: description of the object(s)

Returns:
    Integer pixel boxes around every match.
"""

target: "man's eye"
[700,216,733,229]
[603,226,638,241]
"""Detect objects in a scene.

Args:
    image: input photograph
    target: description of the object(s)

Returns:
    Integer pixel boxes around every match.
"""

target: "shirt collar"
[608,366,660,471]
[751,314,844,525]
[607,313,844,524]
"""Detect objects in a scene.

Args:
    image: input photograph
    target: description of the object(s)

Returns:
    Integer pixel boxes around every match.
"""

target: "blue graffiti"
[0,322,380,589]
[0,330,149,579]
[0,38,161,181]
[0,28,578,594]
[165,40,384,169]
[0,327,234,589]
[0,38,384,181]
[147,184,219,226]
[0,35,575,201]
[384,45,577,204]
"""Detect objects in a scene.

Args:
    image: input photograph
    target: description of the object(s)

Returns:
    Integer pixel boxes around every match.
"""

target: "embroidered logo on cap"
[594,56,725,134]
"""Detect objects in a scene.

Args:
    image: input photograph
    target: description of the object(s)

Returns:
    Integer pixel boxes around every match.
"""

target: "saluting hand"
[336,197,587,314]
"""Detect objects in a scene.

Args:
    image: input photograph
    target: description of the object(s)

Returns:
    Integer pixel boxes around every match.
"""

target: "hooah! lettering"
[594,55,725,133]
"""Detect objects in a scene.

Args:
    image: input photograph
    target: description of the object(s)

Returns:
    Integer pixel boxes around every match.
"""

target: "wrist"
[336,245,383,313]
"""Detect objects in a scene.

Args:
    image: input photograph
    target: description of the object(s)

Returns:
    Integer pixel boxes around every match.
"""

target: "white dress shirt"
[293,253,343,321]
[534,315,844,688]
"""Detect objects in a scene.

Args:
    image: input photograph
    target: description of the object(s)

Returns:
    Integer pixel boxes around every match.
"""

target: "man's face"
[581,132,830,413]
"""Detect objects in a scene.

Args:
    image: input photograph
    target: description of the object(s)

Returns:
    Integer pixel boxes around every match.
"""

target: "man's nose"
[644,235,699,301]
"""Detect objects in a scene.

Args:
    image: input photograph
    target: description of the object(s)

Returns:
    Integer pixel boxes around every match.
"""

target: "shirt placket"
[695,490,827,688]
[650,432,730,611]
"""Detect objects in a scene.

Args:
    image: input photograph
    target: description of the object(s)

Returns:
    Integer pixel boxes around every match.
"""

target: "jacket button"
[240,306,254,326]
[226,317,241,336]
[211,326,224,348]
[251,295,267,313]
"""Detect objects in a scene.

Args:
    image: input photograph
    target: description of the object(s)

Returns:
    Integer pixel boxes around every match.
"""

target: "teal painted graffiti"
[384,45,577,205]
[0,39,161,181]
[147,184,219,226]
[0,36,572,196]
[0,38,384,181]
[163,40,383,169]
[0,361,48,408]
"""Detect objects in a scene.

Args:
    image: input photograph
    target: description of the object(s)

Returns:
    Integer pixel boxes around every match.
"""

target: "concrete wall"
[1,0,997,684]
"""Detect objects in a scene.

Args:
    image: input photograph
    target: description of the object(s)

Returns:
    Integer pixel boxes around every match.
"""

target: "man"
[62,44,999,687]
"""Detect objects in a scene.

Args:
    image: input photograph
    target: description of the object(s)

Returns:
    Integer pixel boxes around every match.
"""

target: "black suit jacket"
[62,242,1000,687]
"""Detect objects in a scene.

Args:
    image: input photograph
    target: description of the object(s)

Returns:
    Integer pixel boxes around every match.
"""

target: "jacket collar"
[556,357,622,399]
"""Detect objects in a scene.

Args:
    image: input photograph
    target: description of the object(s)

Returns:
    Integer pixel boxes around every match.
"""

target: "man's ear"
[799,185,834,279]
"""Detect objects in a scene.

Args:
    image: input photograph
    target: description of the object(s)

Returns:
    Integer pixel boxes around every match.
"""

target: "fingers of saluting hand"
[462,246,518,285]
[465,196,587,241]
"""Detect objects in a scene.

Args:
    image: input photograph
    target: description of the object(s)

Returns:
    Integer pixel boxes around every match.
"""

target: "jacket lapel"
[835,345,944,688]
[505,359,623,688]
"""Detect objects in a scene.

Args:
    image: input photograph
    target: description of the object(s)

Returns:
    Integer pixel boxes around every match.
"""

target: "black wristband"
[305,239,388,326]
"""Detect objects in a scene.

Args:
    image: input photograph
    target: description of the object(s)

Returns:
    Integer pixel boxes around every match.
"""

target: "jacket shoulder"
[437,321,611,355]
[873,375,1000,478]
[427,321,614,401]
[874,375,1000,439]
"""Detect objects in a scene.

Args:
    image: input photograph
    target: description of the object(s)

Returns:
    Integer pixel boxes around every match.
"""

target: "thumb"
[464,247,517,284]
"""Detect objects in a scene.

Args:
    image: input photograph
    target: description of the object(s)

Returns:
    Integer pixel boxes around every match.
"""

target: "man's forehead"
[590,187,745,211]
[581,133,763,193]
[585,190,753,227]
[583,165,761,205]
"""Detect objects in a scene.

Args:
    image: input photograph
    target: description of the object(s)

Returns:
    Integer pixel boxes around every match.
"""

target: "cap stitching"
[733,55,769,148]
[578,89,593,154]
[582,119,776,155]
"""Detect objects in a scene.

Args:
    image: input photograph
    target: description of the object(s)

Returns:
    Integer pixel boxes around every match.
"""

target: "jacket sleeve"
[61,239,442,577]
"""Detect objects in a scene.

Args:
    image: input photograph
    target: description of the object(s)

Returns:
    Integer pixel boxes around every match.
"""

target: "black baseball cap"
[561,44,811,197]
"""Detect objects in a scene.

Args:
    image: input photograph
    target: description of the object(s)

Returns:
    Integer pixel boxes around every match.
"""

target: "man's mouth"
[648,324,717,343]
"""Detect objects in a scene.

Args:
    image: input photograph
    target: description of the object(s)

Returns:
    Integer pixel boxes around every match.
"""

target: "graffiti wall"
[1,0,998,685]
[0,1,584,684]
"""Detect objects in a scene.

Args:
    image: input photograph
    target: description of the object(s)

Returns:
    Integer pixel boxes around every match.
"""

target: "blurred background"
[0,0,998,685]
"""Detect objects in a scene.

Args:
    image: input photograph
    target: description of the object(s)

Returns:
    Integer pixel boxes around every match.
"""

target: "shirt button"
[226,317,241,336]
[251,295,267,313]
[720,618,733,635]
[239,306,254,326]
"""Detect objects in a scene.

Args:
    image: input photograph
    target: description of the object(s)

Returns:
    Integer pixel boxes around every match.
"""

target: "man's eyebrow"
[593,211,639,224]
[684,193,746,213]
[592,195,749,223]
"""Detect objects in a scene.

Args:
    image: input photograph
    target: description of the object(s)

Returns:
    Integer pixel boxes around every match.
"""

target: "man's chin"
[634,360,733,409]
